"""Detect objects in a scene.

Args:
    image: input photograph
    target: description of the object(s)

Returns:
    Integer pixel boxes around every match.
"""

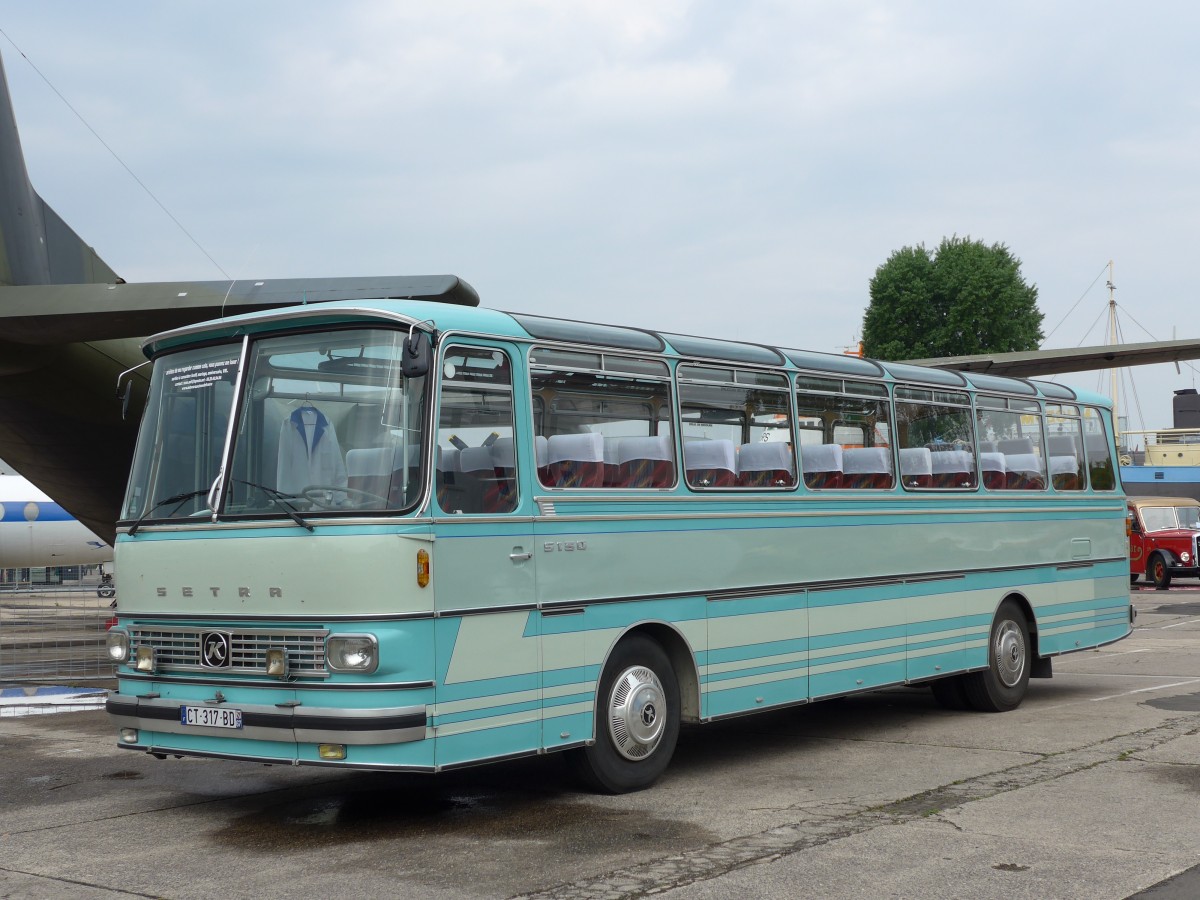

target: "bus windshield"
[121,327,427,524]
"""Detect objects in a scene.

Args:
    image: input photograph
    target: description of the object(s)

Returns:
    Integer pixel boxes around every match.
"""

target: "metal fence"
[1,568,117,684]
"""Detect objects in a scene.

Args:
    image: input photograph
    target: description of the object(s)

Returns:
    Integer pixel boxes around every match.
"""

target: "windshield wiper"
[127,489,210,536]
[233,479,314,532]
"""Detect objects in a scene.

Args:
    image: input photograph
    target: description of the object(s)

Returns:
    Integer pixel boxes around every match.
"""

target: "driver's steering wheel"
[299,485,389,509]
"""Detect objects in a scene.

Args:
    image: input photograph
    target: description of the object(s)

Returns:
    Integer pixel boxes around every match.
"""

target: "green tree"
[861,236,1044,360]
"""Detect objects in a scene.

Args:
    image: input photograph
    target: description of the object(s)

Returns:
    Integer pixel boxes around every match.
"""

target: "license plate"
[180,705,243,729]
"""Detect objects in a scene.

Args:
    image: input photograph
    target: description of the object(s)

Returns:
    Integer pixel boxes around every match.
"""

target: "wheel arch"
[599,622,701,724]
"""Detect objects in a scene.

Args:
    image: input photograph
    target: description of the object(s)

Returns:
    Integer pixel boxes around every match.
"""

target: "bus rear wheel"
[567,634,680,794]
[962,600,1030,713]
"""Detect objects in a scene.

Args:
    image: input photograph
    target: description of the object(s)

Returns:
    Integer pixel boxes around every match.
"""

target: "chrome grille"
[129,626,329,676]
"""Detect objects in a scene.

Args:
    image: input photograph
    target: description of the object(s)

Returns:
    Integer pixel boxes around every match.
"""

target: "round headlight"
[1182,552,1192,563]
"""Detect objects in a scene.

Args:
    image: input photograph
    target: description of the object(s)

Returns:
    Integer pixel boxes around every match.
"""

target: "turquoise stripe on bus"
[541,690,594,711]
[434,698,542,726]
[704,636,809,666]
[809,623,908,650]
[542,665,601,689]
[435,672,542,702]
[702,658,809,685]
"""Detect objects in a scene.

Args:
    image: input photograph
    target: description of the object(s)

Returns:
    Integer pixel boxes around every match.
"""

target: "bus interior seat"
[534,435,550,484]
[738,442,795,488]
[603,437,623,487]
[445,445,494,512]
[1004,452,1045,490]
[1047,435,1082,490]
[842,446,894,489]
[684,439,737,488]
[345,446,401,501]
[931,448,975,488]
[997,438,1036,455]
[485,437,518,512]
[899,447,933,488]
[546,433,605,488]
[435,445,460,510]
[980,452,1006,490]
[801,443,843,489]
[618,434,675,488]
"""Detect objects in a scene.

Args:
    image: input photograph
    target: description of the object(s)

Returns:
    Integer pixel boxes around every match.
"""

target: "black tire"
[1150,554,1172,590]
[97,584,116,599]
[962,599,1031,713]
[930,675,971,710]
[567,634,680,794]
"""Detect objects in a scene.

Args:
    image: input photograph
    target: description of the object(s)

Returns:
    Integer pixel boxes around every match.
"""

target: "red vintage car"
[1128,495,1200,589]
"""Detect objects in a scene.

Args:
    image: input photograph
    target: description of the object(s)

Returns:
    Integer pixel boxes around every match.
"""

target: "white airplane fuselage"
[0,475,113,568]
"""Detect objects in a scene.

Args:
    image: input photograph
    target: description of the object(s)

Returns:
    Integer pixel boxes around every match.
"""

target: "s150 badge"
[544,541,587,552]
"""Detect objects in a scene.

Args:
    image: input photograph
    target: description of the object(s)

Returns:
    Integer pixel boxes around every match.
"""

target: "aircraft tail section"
[0,52,118,287]
[38,193,120,284]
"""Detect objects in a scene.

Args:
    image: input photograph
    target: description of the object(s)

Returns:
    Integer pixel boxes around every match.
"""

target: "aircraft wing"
[0,275,480,344]
[903,338,1200,377]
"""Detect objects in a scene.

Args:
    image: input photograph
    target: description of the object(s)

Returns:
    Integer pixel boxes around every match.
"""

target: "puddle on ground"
[1147,601,1200,616]
[210,778,712,856]
[1143,691,1200,712]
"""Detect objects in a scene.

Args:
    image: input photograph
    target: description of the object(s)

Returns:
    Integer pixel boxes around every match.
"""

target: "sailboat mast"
[1107,259,1119,444]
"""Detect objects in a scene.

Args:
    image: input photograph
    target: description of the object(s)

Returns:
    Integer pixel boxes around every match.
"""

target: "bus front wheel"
[962,600,1030,713]
[567,634,680,794]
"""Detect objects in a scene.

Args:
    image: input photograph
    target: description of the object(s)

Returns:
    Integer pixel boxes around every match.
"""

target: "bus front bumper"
[106,693,427,746]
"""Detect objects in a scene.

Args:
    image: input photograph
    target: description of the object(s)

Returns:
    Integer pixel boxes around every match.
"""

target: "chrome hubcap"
[995,620,1026,688]
[607,665,666,761]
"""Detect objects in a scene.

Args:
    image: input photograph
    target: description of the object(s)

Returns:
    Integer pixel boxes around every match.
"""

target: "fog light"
[135,645,156,673]
[106,630,129,662]
[265,648,289,678]
[318,743,346,760]
[120,727,139,744]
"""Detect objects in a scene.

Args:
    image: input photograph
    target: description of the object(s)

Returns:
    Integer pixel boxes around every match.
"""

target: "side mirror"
[115,361,150,420]
[402,330,432,378]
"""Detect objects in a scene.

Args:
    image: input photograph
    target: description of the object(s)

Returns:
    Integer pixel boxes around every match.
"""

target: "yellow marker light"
[266,648,289,678]
[135,645,156,673]
[417,548,430,587]
[318,743,346,760]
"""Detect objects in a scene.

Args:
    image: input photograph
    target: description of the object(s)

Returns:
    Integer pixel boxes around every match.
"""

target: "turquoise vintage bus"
[106,288,1133,792]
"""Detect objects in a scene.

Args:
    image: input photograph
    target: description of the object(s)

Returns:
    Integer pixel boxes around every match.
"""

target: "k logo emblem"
[201,632,231,668]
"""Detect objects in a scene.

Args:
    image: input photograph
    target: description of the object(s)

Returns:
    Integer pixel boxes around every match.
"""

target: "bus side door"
[430,343,541,767]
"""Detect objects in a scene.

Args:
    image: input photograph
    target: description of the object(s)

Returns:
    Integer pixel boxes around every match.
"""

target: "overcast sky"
[2,1,1198,437]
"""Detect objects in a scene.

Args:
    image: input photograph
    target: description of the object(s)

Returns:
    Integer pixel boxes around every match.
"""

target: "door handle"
[509,549,533,562]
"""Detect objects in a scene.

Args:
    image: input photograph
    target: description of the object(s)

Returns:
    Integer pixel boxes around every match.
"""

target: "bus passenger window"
[795,376,890,490]
[678,365,794,490]
[1046,405,1086,491]
[1081,407,1117,491]
[976,397,1045,491]
[436,346,517,514]
[529,349,674,490]
[894,387,976,490]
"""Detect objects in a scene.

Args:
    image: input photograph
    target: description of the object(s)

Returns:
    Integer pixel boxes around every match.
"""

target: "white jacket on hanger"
[277,406,347,494]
